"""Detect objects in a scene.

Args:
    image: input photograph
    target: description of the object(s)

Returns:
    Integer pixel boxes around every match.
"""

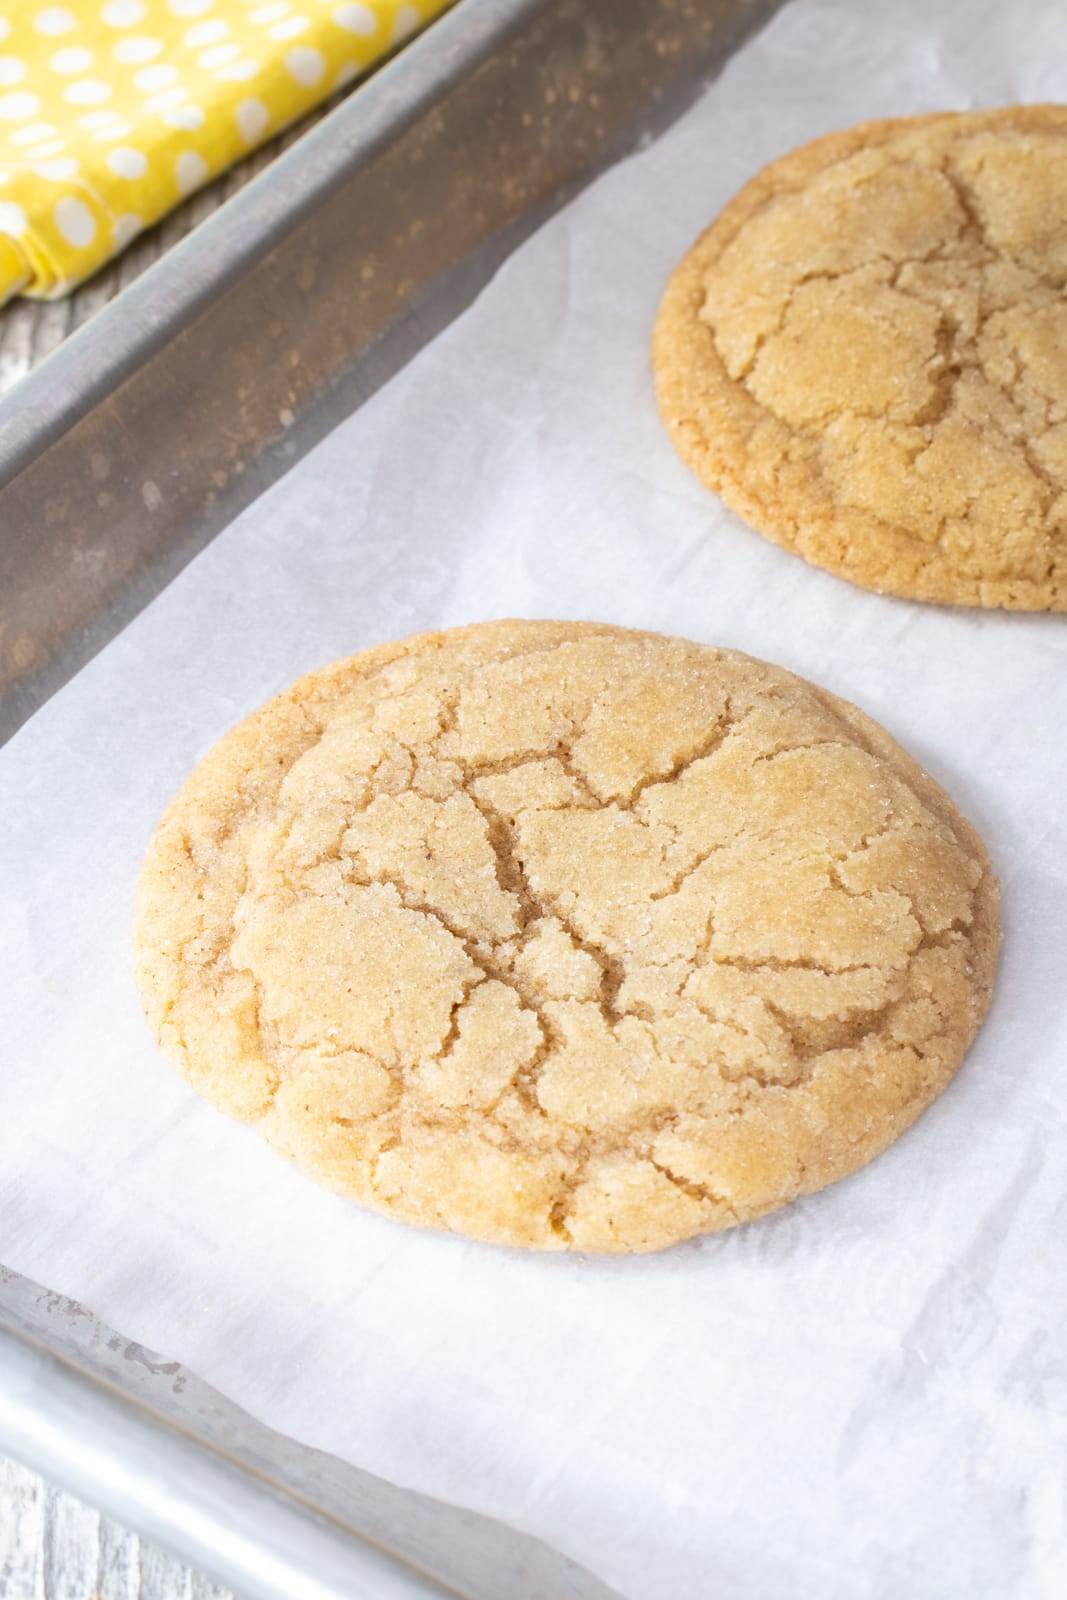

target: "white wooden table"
[0,1456,234,1600]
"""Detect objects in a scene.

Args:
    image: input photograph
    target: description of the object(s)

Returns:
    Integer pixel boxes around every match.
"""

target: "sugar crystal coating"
[654,107,1067,609]
[136,621,998,1251]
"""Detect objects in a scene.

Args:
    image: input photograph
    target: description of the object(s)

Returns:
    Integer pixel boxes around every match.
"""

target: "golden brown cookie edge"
[652,104,1067,611]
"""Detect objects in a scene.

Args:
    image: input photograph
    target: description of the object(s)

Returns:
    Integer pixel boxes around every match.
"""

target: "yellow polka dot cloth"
[0,0,451,303]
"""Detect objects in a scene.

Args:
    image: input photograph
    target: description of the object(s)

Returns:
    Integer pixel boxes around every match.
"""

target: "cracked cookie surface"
[653,106,1067,609]
[135,621,999,1252]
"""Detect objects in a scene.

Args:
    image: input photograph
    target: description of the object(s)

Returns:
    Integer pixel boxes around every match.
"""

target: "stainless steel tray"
[0,1269,618,1599]
[0,0,781,1592]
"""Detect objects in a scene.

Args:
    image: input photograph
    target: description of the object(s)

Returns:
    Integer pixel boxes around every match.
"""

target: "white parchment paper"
[3,1,1066,1594]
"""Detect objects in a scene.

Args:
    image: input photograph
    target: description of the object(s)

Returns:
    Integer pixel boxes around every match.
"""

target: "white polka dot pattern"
[0,199,28,234]
[0,0,451,301]
[34,11,77,38]
[50,48,94,75]
[199,43,240,66]
[333,4,376,35]
[216,58,259,79]
[107,145,148,177]
[174,147,207,191]
[269,18,308,40]
[63,79,112,104]
[145,85,189,108]
[10,122,56,142]
[185,20,229,45]
[283,44,323,84]
[114,37,164,63]
[162,101,204,127]
[234,94,267,140]
[391,4,419,42]
[134,63,177,89]
[33,155,78,178]
[0,92,43,120]
[102,1,147,26]
[53,193,95,244]
[111,210,143,245]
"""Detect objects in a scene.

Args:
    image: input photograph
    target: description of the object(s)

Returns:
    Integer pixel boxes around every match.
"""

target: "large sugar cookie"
[654,107,1067,609]
[136,621,998,1251]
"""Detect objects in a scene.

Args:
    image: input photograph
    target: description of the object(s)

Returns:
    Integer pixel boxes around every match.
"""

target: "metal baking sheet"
[0,0,778,742]
[0,1268,619,1599]
[0,0,781,1593]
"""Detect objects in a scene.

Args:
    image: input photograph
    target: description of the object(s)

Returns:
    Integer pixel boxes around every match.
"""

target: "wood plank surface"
[0,1455,236,1600]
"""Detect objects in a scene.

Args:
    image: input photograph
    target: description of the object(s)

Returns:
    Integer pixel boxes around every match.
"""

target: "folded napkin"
[0,0,451,304]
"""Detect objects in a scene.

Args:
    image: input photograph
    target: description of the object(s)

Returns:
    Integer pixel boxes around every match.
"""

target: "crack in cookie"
[654,106,1067,609]
[135,621,999,1252]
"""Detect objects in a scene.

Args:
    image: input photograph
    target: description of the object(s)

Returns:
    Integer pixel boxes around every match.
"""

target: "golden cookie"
[654,106,1067,609]
[135,621,998,1252]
